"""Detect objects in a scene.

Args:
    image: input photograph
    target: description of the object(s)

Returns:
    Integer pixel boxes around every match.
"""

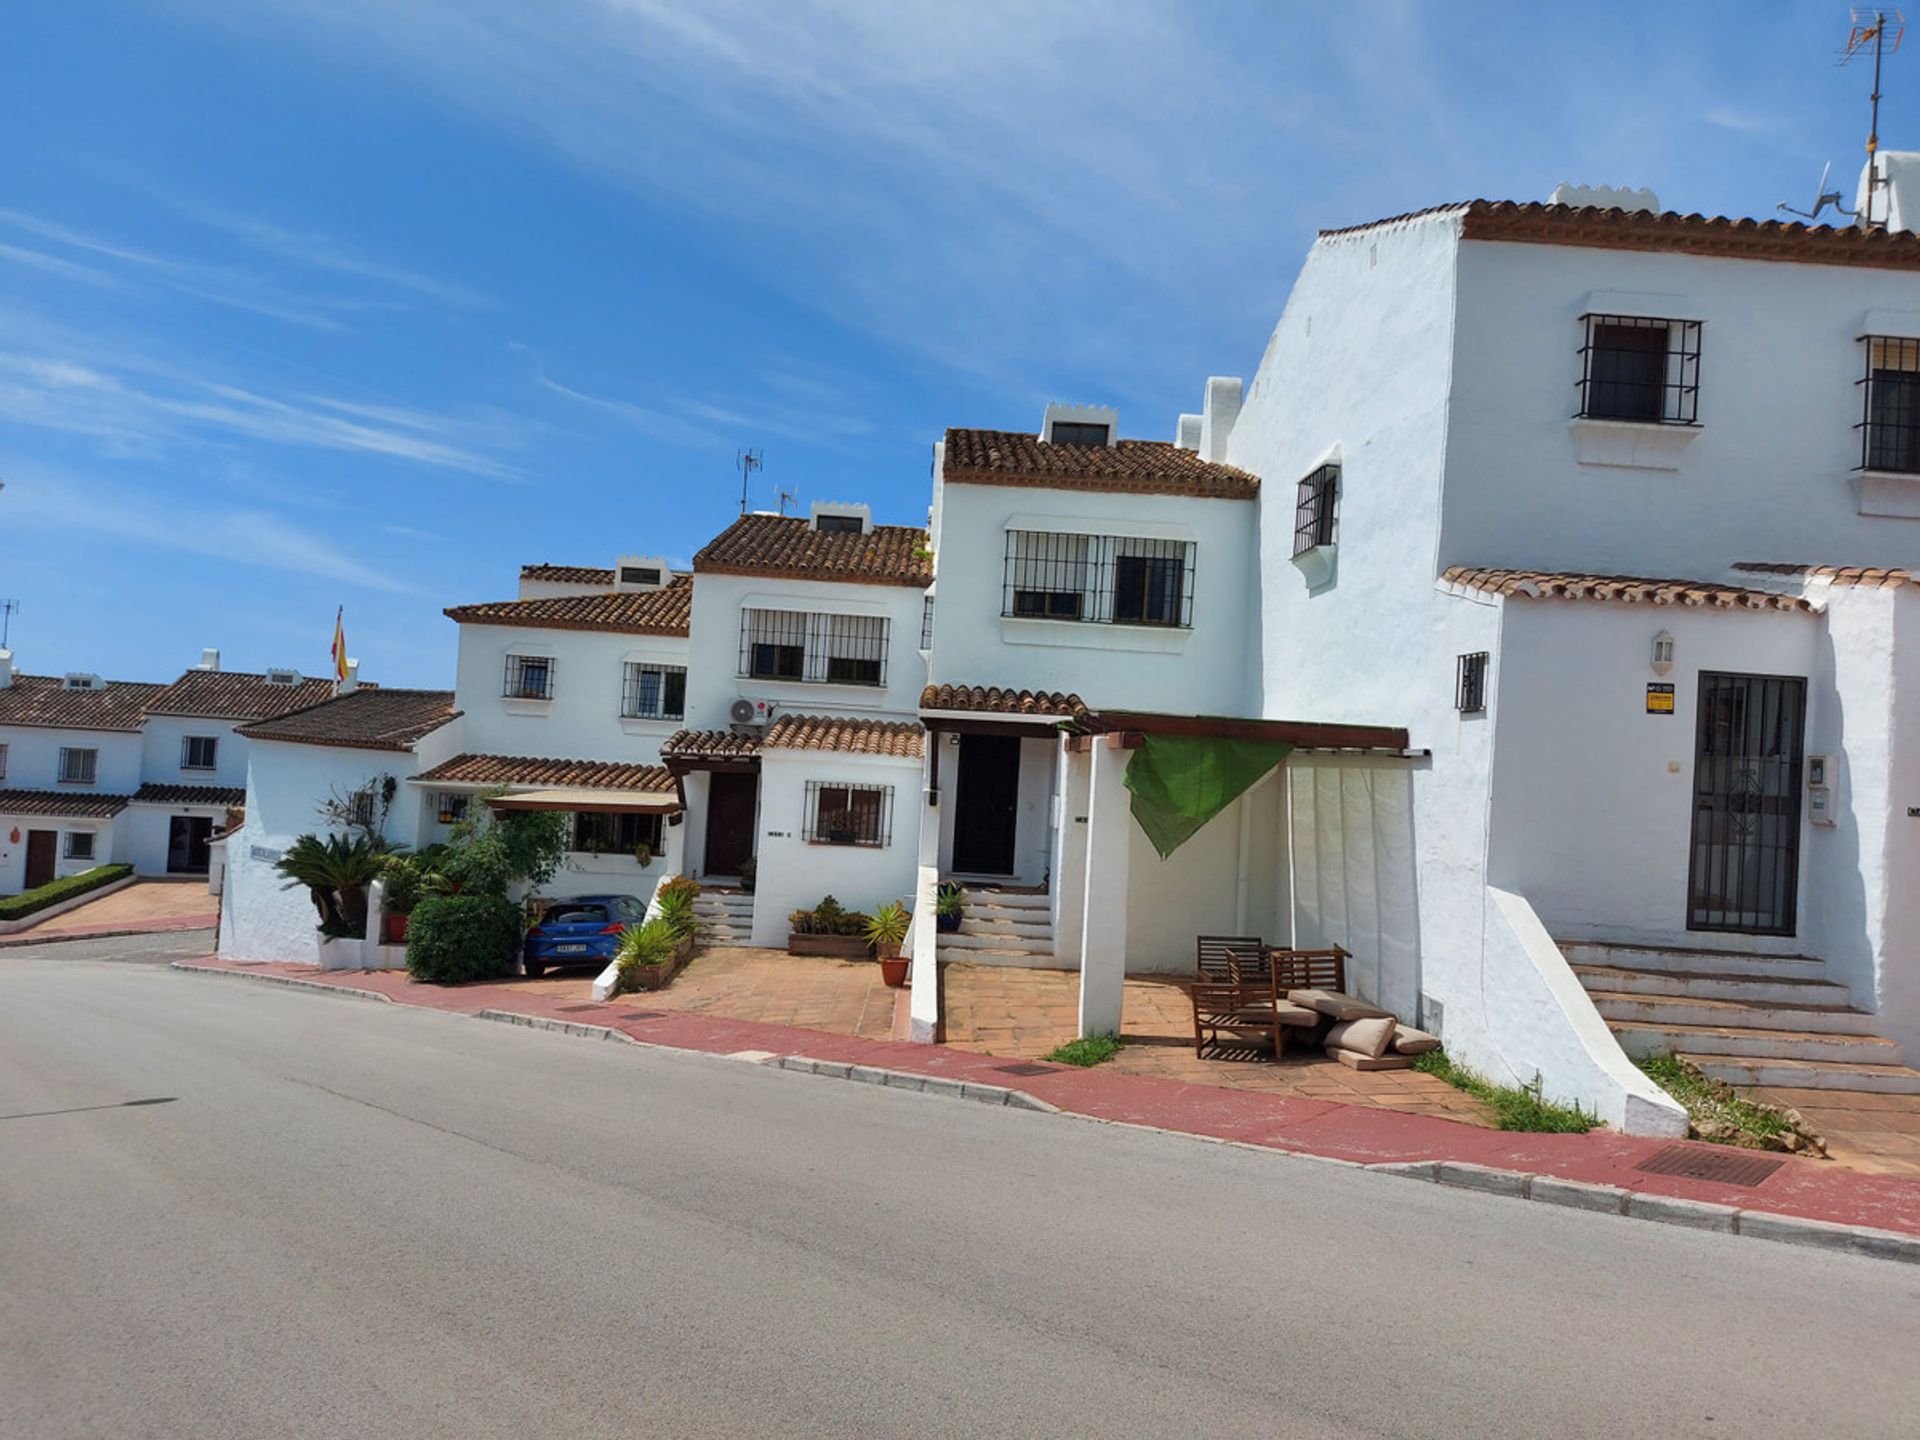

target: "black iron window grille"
[1857,335,1920,473]
[503,654,554,700]
[619,565,662,586]
[1292,464,1339,557]
[572,811,663,855]
[1576,314,1701,424]
[58,747,97,784]
[1003,530,1194,627]
[347,788,376,828]
[804,781,893,847]
[181,735,219,770]
[739,610,890,686]
[435,792,470,825]
[621,662,687,720]
[1687,672,1805,935]
[1455,652,1489,713]
[920,592,935,650]
[64,831,96,860]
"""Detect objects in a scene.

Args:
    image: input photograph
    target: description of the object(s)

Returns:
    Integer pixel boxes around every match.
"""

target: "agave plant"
[277,832,397,937]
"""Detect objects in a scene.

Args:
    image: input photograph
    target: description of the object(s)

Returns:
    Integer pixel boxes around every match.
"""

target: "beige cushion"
[1324,1015,1396,1059]
[1288,988,1392,1022]
[1393,1025,1442,1055]
[1274,1001,1320,1029]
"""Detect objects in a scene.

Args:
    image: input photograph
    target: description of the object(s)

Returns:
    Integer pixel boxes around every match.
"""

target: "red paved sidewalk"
[177,955,1920,1240]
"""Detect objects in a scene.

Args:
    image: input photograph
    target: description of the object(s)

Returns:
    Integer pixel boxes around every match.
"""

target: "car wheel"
[524,958,544,978]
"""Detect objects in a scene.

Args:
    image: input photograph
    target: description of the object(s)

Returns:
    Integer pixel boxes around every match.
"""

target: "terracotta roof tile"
[0,788,131,818]
[1443,567,1811,611]
[943,429,1258,500]
[1732,563,1916,589]
[0,675,166,732]
[920,683,1089,720]
[143,668,338,720]
[132,782,247,806]
[445,577,692,635]
[236,688,460,752]
[693,514,930,587]
[763,713,924,758]
[416,753,674,791]
[660,729,763,762]
[520,563,616,584]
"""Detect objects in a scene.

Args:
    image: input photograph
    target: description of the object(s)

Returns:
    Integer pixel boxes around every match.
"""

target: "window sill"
[736,676,889,696]
[501,697,553,715]
[619,715,683,733]
[1290,543,1337,590]
[57,781,98,788]
[998,615,1193,654]
[1855,469,1920,519]
[805,838,885,849]
[1568,417,1701,471]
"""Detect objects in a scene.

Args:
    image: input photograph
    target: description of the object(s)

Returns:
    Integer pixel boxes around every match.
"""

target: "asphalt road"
[3,943,1917,1439]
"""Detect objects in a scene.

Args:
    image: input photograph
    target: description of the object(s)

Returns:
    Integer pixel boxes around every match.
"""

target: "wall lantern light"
[1650,630,1675,677]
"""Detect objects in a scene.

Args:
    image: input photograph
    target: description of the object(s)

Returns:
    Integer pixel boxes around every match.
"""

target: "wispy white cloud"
[1706,106,1771,134]
[0,243,123,288]
[182,206,491,307]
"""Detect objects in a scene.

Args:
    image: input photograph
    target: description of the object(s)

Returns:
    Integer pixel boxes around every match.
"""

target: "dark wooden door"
[24,829,57,889]
[168,816,213,874]
[1687,672,1806,935]
[703,770,758,878]
[952,734,1021,875]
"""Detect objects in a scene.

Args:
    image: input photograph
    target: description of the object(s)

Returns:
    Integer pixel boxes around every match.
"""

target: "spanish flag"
[330,606,348,683]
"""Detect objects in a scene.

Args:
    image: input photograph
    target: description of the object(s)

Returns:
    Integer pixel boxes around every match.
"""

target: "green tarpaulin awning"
[1122,734,1293,860]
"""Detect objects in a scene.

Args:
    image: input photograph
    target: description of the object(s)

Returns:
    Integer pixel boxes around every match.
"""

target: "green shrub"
[653,888,699,940]
[1047,1034,1121,1067]
[379,855,427,916]
[615,917,684,992]
[440,804,569,897]
[657,874,701,905]
[405,893,524,984]
[1411,1050,1597,1133]
[0,863,134,921]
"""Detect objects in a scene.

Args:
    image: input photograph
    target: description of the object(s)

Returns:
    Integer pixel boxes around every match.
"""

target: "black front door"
[703,770,757,879]
[168,816,213,874]
[1687,672,1806,935]
[24,830,57,889]
[952,734,1021,875]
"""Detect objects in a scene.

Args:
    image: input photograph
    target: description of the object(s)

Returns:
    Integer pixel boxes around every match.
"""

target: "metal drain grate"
[1634,1145,1784,1187]
[994,1062,1059,1077]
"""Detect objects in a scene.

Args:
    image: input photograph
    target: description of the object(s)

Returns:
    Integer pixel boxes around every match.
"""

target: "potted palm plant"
[865,901,911,986]
[935,883,965,934]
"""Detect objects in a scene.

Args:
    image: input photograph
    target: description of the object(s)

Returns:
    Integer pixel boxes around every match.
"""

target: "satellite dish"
[1778,161,1856,221]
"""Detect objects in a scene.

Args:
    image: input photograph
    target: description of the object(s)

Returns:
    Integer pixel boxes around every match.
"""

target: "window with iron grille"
[1455,652,1489,713]
[348,788,376,828]
[621,662,687,719]
[813,513,865,534]
[619,564,661,586]
[1049,421,1111,446]
[1576,314,1701,424]
[1003,530,1194,627]
[65,831,96,861]
[920,592,935,650]
[804,781,893,847]
[1292,464,1339,557]
[739,610,890,686]
[1858,335,1920,472]
[58,747,97,785]
[503,654,554,700]
[571,811,663,855]
[181,735,219,771]
[435,792,470,825]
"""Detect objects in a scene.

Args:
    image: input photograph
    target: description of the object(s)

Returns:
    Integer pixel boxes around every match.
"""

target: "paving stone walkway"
[1756,1086,1920,1181]
[4,879,216,943]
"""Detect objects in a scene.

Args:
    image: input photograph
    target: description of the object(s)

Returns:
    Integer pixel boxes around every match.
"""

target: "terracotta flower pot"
[383,912,410,945]
[878,955,910,987]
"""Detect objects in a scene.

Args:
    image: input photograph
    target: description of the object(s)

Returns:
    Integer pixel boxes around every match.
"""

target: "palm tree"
[277,833,398,936]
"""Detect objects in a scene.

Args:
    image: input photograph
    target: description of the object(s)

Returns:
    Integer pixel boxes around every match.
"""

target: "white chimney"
[1858,152,1920,233]
[0,649,12,690]
[1175,413,1202,450]
[199,647,221,672]
[1550,182,1659,214]
[336,659,359,695]
[1199,376,1243,463]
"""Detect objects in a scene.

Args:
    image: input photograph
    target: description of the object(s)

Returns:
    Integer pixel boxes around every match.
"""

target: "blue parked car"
[522,894,648,977]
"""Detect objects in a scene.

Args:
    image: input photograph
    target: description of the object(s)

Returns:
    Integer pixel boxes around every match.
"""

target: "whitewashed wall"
[1122,775,1287,975]
[121,800,231,876]
[139,716,250,790]
[0,809,118,892]
[452,622,690,763]
[0,726,143,792]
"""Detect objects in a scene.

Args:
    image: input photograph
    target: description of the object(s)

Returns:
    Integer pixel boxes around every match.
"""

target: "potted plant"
[633,841,654,868]
[865,901,911,986]
[935,883,965,934]
[379,855,425,945]
[787,895,873,958]
[615,916,688,992]
[737,856,756,894]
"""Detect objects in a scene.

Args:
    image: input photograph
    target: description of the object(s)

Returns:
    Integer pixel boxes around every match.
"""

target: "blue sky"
[0,2,1892,687]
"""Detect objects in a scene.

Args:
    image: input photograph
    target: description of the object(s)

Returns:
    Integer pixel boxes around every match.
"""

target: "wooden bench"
[1191,936,1320,1059]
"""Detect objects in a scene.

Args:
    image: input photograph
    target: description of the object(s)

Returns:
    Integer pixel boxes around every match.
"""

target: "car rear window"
[544,905,608,925]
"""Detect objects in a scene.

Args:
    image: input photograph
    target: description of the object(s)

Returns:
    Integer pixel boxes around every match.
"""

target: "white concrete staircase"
[936,887,1056,966]
[691,888,754,948]
[1566,939,1920,1094]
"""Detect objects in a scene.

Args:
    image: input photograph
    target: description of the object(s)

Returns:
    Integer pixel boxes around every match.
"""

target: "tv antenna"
[736,447,763,515]
[1848,8,1904,228]
[0,599,15,649]
[776,485,799,517]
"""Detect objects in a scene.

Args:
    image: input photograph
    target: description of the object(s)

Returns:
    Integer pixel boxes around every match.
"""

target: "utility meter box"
[1807,753,1837,828]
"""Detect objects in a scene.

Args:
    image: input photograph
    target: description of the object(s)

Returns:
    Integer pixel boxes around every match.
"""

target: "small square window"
[813,514,865,534]
[805,782,891,847]
[619,565,662,585]
[504,654,553,700]
[1049,421,1110,446]
[182,735,219,770]
[64,831,96,861]
[1292,465,1339,557]
[58,747,98,785]
[1577,314,1700,425]
[622,662,688,719]
[1456,652,1489,714]
[1859,335,1920,473]
[436,792,470,825]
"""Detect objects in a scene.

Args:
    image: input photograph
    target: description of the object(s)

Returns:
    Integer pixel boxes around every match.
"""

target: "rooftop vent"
[1550,182,1659,214]
[62,672,104,691]
[265,668,300,687]
[809,501,871,536]
[1041,402,1118,448]
[0,650,13,690]
[614,556,672,592]
[199,647,221,672]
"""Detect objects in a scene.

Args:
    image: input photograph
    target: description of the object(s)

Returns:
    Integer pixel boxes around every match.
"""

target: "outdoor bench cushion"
[1274,1001,1320,1028]
[1287,988,1392,1022]
[1392,1025,1442,1055]
[1324,1015,1397,1059]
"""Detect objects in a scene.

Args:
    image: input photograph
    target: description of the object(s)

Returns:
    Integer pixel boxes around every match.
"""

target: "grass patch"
[1636,1054,1798,1149]
[1411,1050,1598,1133]
[1046,1034,1122,1067]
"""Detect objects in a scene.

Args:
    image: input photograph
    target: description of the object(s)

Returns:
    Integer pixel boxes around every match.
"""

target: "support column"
[1078,738,1131,1038]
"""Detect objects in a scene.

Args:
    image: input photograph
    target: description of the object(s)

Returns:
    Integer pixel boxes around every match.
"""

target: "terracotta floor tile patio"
[1754,1086,1920,1180]
[941,962,1496,1127]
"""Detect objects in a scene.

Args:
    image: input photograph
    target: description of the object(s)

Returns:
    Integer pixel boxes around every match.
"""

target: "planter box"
[788,933,872,959]
[315,934,364,970]
[622,932,696,991]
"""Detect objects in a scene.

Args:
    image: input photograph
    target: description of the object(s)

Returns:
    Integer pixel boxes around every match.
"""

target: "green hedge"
[405,892,524,985]
[0,863,135,922]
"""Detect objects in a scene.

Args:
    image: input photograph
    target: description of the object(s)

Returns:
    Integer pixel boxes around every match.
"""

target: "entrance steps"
[691,887,754,947]
[938,887,1056,965]
[1566,938,1920,1094]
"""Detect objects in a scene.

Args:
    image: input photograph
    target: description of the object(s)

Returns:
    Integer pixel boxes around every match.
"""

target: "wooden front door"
[703,770,758,879]
[952,734,1021,875]
[24,829,57,889]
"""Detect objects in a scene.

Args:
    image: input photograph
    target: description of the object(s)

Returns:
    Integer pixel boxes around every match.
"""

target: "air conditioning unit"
[729,697,775,731]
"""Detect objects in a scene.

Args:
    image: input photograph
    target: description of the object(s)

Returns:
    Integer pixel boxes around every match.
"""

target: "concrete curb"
[474,1009,643,1046]
[1368,1157,1920,1264]
[773,1055,1059,1113]
[169,961,393,1004]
